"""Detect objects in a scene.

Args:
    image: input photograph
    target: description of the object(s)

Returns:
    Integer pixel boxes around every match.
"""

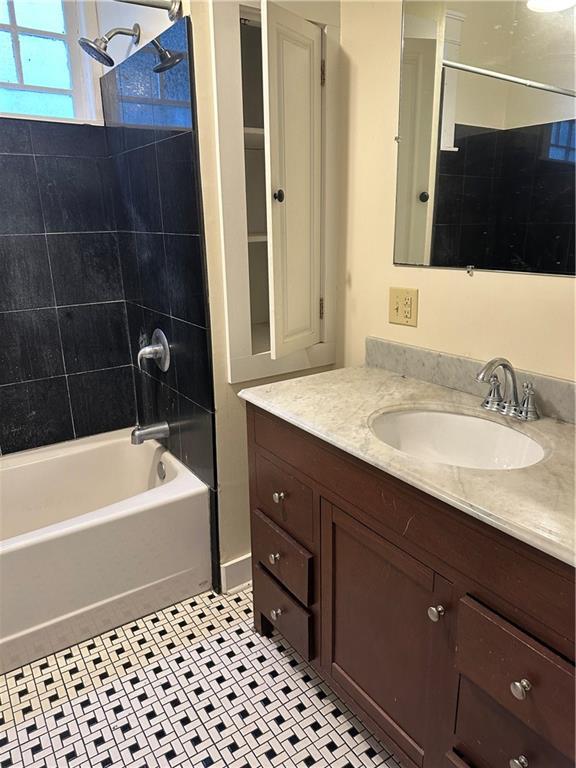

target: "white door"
[395,38,438,265]
[262,1,322,359]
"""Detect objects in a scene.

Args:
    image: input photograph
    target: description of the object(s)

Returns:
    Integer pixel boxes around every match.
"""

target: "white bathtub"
[0,429,211,673]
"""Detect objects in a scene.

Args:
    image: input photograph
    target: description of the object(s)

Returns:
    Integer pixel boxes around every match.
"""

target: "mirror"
[394,1,575,275]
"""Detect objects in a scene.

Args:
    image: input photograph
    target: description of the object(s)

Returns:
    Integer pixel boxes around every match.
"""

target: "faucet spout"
[131,422,170,445]
[476,357,520,417]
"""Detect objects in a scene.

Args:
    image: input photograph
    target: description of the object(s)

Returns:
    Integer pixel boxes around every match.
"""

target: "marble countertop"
[239,367,575,566]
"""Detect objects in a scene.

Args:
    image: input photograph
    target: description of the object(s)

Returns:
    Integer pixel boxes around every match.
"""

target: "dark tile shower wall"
[0,118,135,455]
[101,19,216,492]
[432,120,575,274]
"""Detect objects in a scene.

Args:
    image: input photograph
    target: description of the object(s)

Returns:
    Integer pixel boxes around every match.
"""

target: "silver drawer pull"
[270,608,282,621]
[268,553,280,565]
[510,679,532,701]
[509,756,528,768]
[427,605,446,622]
[272,491,285,504]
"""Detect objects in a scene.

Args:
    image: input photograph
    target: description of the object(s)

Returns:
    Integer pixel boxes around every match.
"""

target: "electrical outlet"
[389,287,419,327]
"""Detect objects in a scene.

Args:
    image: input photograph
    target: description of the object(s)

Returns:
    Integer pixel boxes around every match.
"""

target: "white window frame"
[0,0,103,123]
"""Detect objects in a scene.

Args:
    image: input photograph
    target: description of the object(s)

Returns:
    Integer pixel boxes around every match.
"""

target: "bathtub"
[0,429,211,673]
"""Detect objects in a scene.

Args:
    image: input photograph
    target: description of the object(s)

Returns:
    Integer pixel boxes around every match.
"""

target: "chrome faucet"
[131,422,170,445]
[137,329,171,372]
[476,358,539,421]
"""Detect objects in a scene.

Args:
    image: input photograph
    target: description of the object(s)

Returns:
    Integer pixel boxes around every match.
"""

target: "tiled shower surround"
[0,21,216,495]
[432,120,575,274]
[0,589,397,768]
[0,118,134,454]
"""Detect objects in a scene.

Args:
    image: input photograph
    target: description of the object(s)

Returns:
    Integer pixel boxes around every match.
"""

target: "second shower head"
[151,39,185,73]
[79,24,141,68]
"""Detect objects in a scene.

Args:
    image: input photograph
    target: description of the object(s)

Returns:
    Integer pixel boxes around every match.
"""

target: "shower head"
[78,36,115,67]
[151,39,185,73]
[78,24,141,68]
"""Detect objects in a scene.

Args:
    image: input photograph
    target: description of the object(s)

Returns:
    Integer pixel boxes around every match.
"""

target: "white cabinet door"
[263,1,322,359]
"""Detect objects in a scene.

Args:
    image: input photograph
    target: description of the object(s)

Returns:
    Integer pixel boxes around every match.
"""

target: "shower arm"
[113,0,182,22]
[103,26,141,43]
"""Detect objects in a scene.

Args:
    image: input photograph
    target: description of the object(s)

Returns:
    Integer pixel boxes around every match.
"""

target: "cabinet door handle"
[270,608,282,621]
[427,605,446,622]
[268,553,280,565]
[510,679,532,700]
[272,491,285,504]
[273,189,285,202]
[509,756,528,768]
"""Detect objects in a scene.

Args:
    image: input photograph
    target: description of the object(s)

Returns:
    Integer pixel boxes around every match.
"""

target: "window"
[0,0,96,120]
[548,120,575,163]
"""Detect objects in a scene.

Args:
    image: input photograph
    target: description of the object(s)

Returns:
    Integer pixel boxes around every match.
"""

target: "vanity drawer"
[254,452,314,547]
[443,753,471,768]
[455,678,572,768]
[252,508,313,606]
[253,564,312,660]
[456,596,575,759]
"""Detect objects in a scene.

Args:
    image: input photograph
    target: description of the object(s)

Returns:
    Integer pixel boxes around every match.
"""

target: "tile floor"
[0,589,400,768]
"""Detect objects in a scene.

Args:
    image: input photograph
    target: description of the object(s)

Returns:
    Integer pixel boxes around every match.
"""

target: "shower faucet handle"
[137,328,171,372]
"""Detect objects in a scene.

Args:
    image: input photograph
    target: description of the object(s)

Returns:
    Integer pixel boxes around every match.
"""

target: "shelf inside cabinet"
[244,127,265,149]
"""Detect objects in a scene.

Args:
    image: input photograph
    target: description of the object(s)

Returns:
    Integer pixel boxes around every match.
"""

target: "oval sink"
[370,410,545,470]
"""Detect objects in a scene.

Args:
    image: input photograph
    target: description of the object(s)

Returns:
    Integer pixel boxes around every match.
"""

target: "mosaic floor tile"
[0,589,398,768]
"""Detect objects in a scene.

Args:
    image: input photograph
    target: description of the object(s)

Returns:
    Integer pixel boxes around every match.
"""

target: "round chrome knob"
[272,491,285,504]
[509,756,528,768]
[427,605,446,622]
[268,553,280,565]
[270,608,282,622]
[510,679,532,701]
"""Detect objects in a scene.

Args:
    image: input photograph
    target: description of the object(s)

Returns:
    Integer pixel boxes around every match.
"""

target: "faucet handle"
[481,374,504,412]
[517,382,539,421]
[137,328,170,372]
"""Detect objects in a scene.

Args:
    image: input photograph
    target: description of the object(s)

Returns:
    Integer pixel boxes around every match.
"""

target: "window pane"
[0,0,9,24]
[19,34,71,89]
[12,0,66,34]
[0,31,17,83]
[0,88,73,118]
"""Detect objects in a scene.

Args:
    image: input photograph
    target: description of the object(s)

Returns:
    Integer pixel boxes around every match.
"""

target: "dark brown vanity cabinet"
[246,404,575,768]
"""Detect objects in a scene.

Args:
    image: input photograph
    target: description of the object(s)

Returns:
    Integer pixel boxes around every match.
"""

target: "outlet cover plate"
[389,287,419,327]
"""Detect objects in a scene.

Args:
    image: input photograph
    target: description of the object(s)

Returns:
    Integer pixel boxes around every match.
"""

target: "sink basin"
[370,410,545,470]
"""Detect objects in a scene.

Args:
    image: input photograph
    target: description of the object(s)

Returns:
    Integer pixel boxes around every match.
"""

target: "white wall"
[340,0,575,382]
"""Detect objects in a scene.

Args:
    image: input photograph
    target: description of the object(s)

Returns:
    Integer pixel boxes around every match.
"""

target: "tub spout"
[131,422,170,445]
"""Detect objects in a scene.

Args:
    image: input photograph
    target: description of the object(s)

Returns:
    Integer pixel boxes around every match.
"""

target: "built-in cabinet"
[247,404,575,768]
[210,1,339,383]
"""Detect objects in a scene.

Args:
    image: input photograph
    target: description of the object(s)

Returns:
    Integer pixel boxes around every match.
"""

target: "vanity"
[240,364,575,768]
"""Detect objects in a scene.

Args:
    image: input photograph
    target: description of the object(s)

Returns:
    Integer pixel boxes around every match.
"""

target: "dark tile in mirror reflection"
[0,235,54,311]
[530,173,575,223]
[48,233,123,305]
[524,222,573,274]
[69,366,135,437]
[0,377,73,454]
[165,234,207,326]
[172,319,213,411]
[127,144,162,232]
[178,395,215,489]
[58,302,130,374]
[36,156,115,232]
[0,309,63,385]
[136,232,170,314]
[156,132,199,234]
[0,155,44,234]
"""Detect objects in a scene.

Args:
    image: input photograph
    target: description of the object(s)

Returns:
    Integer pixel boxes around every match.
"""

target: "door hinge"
[319,297,325,319]
[321,59,326,87]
